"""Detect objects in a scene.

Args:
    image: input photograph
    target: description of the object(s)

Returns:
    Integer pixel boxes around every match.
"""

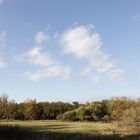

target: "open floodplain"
[0,120,140,140]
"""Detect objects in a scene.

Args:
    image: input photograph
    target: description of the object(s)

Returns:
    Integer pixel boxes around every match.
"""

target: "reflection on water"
[1,134,140,140]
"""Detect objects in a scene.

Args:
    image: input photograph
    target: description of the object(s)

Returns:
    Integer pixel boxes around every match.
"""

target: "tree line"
[0,95,140,127]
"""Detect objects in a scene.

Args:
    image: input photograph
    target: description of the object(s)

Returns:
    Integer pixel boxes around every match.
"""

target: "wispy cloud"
[22,48,71,80]
[24,65,71,81]
[16,30,71,80]
[25,47,56,67]
[0,56,6,69]
[0,32,6,48]
[60,25,124,82]
[16,25,124,82]
[90,76,101,84]
[0,32,7,68]
[34,31,49,44]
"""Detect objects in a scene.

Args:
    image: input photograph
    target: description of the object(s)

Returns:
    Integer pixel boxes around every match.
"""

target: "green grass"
[0,121,140,140]
[0,120,120,135]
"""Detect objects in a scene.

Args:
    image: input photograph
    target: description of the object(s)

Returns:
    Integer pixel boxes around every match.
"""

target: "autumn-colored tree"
[23,99,38,120]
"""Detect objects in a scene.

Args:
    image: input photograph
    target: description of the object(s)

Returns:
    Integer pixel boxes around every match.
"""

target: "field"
[0,120,120,134]
[0,121,140,140]
[0,120,140,140]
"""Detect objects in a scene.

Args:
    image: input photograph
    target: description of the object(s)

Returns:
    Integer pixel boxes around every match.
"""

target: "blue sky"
[0,0,140,102]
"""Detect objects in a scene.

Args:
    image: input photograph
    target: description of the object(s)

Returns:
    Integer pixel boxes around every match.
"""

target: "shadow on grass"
[0,125,140,140]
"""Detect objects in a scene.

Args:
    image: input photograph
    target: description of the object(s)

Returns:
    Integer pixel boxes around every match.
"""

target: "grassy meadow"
[0,120,140,140]
[0,120,120,134]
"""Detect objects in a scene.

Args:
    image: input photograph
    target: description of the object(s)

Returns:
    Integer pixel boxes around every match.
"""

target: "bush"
[102,115,110,122]
[62,110,78,121]
[121,107,140,127]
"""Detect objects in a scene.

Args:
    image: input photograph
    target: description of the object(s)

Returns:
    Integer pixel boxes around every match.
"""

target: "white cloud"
[0,32,6,48]
[60,25,124,81]
[34,31,49,44]
[0,32,6,69]
[23,48,71,80]
[0,56,6,69]
[90,76,101,84]
[25,47,55,67]
[24,65,71,80]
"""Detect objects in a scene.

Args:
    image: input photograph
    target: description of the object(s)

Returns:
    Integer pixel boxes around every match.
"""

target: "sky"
[0,0,140,102]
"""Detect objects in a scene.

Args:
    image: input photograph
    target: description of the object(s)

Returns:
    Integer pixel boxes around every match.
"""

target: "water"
[0,132,140,140]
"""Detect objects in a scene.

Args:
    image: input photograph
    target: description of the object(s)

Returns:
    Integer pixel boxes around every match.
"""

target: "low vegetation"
[0,94,140,139]
[0,94,140,129]
[0,120,119,134]
[0,121,140,140]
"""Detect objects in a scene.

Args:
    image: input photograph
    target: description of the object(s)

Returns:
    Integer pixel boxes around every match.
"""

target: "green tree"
[62,110,77,121]
[23,99,38,120]
[76,106,86,121]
